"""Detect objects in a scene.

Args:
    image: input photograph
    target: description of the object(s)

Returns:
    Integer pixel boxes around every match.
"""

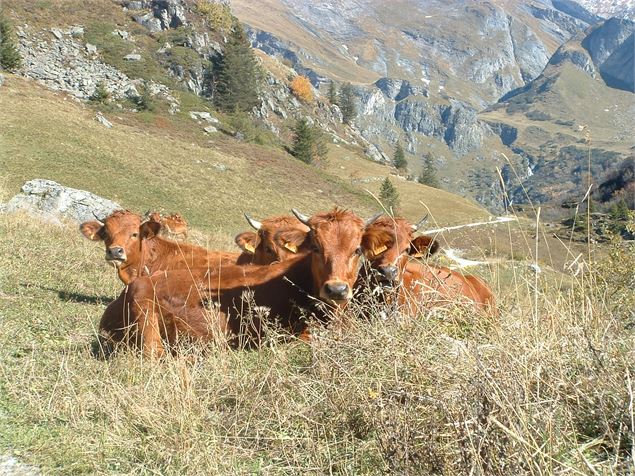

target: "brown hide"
[102,209,366,356]
[80,210,238,284]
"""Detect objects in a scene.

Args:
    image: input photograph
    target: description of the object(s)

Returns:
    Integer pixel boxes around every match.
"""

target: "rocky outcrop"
[17,26,179,111]
[1,180,121,224]
[582,18,634,92]
[124,0,189,33]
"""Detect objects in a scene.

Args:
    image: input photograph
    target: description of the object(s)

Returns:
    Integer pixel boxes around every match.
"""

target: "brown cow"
[80,210,238,285]
[234,213,311,265]
[145,211,188,241]
[99,208,368,357]
[360,215,495,312]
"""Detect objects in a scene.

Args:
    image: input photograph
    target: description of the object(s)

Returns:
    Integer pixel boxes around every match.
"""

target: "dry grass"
[0,204,633,474]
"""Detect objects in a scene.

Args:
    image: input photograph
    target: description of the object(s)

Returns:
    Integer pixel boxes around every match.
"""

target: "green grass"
[0,211,633,474]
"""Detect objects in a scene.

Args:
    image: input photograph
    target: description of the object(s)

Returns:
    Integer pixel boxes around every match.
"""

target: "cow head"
[292,208,366,307]
[362,215,439,284]
[235,214,310,265]
[80,210,161,271]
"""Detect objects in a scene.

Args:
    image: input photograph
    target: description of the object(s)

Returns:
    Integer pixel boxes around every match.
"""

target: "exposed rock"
[132,0,188,32]
[124,53,142,61]
[95,112,113,128]
[0,73,4,87]
[70,26,84,37]
[0,454,39,476]
[50,28,63,40]
[17,31,179,110]
[203,125,218,133]
[1,179,121,224]
[189,111,219,124]
[112,29,130,40]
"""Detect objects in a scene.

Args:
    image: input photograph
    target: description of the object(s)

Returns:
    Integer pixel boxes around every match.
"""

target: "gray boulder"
[1,179,121,224]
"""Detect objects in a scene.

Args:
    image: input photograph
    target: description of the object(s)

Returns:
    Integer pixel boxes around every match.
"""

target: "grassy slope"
[0,209,632,474]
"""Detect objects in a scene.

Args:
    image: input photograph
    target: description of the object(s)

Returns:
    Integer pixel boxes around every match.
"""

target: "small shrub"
[290,75,313,103]
[90,81,110,103]
[0,11,21,70]
[132,82,155,111]
[196,0,233,31]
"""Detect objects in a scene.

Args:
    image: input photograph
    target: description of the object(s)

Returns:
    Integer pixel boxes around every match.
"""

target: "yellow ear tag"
[244,243,256,253]
[372,244,388,256]
[284,242,298,253]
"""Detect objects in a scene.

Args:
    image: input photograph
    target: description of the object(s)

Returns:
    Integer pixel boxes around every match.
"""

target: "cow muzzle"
[321,281,352,305]
[377,265,399,284]
[105,246,126,266]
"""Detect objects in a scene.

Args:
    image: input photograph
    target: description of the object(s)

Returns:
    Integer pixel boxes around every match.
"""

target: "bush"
[290,75,313,103]
[196,0,233,31]
[90,81,110,103]
[0,11,21,71]
[132,82,155,112]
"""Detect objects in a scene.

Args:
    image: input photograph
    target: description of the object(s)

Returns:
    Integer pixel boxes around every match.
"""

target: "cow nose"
[107,247,125,260]
[378,265,398,282]
[324,282,350,300]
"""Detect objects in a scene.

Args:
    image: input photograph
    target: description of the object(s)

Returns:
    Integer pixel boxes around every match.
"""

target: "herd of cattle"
[80,208,495,357]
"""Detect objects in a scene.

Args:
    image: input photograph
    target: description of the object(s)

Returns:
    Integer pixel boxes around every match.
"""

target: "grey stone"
[70,26,84,37]
[203,125,218,133]
[190,111,219,124]
[95,112,113,128]
[112,30,130,40]
[124,54,142,61]
[85,43,97,54]
[1,179,121,224]
[51,28,64,40]
[0,73,4,88]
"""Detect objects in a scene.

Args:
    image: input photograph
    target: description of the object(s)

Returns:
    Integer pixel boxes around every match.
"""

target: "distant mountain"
[233,0,633,212]
[573,0,635,20]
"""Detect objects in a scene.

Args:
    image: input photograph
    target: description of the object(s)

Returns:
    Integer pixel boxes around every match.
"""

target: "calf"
[360,215,495,312]
[146,211,189,241]
[80,210,239,285]
[100,208,368,356]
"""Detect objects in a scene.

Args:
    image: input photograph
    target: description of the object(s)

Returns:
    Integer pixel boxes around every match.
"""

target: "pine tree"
[292,118,314,164]
[0,12,21,71]
[379,177,400,213]
[212,22,261,112]
[328,81,338,105]
[339,82,357,124]
[90,81,110,103]
[393,142,407,171]
[291,118,328,165]
[418,152,440,188]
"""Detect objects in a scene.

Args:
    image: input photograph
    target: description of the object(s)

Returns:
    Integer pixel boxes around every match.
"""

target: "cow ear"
[409,235,440,258]
[140,220,162,240]
[235,231,257,254]
[80,221,104,241]
[361,229,393,258]
[275,229,308,252]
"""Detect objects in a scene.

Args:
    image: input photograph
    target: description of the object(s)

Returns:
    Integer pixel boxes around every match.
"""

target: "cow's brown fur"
[80,210,238,285]
[101,209,366,356]
[361,215,494,312]
[234,215,310,265]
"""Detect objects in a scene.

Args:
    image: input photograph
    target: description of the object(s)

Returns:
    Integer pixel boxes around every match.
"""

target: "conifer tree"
[379,177,400,213]
[0,12,21,71]
[328,81,338,105]
[212,21,261,112]
[339,82,357,124]
[291,118,328,165]
[292,118,314,164]
[393,142,407,171]
[418,152,440,188]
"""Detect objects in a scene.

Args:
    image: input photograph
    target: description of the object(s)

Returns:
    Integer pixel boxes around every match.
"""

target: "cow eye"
[131,232,138,238]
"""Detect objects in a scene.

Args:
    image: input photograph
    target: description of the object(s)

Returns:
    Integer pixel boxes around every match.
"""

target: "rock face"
[126,0,189,33]
[1,180,121,224]
[16,26,179,113]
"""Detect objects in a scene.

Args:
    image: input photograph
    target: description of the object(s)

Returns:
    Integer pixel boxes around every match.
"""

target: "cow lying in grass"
[80,210,239,285]
[361,215,495,312]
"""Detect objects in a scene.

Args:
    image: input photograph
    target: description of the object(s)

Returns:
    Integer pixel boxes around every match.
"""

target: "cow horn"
[92,211,105,225]
[365,212,383,226]
[411,214,429,231]
[291,208,310,225]
[244,213,262,230]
